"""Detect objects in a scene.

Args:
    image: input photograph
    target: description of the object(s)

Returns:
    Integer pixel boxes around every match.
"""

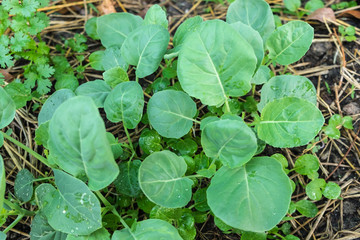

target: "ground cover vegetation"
[0,0,359,239]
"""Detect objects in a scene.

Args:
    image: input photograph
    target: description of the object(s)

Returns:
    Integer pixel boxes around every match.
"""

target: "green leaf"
[266,21,314,65]
[111,219,182,240]
[85,17,99,40]
[102,47,128,71]
[114,160,141,198]
[230,21,264,70]
[201,116,257,168]
[139,129,162,155]
[258,97,324,148]
[173,16,203,48]
[104,81,144,129]
[0,45,13,68]
[178,20,257,107]
[106,132,123,159]
[284,0,301,12]
[0,134,3,147]
[226,0,275,41]
[144,4,168,29]
[306,178,326,201]
[35,121,49,148]
[147,90,196,139]
[66,228,110,240]
[121,24,170,78]
[14,169,34,202]
[251,65,271,85]
[4,82,32,109]
[3,0,39,17]
[305,0,324,12]
[42,170,102,235]
[171,138,198,156]
[139,150,193,208]
[342,116,353,129]
[96,12,143,48]
[285,235,300,240]
[258,75,317,112]
[75,80,111,108]
[193,188,210,212]
[271,153,288,169]
[323,124,340,139]
[241,231,267,240]
[38,89,76,125]
[323,182,341,199]
[30,212,68,240]
[207,157,292,232]
[295,200,318,218]
[103,67,129,88]
[0,232,5,240]
[294,154,319,175]
[48,96,119,191]
[0,156,5,211]
[0,87,16,129]
[88,51,105,71]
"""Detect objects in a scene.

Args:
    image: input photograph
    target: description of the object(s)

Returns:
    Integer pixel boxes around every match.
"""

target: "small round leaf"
[323,182,341,199]
[139,151,193,208]
[294,154,319,175]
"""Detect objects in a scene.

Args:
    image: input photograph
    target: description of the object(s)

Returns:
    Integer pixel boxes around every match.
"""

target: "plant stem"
[95,191,131,230]
[3,214,24,234]
[123,126,135,155]
[224,99,231,113]
[1,132,51,168]
[3,199,35,216]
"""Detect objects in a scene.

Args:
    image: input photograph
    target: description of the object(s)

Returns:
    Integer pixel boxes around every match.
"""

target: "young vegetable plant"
[0,0,340,239]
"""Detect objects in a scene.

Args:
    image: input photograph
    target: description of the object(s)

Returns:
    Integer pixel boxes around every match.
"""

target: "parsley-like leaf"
[0,45,13,68]
[10,32,31,52]
[3,0,39,17]
[28,12,49,35]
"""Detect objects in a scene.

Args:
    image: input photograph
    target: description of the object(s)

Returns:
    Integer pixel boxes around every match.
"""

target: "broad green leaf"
[113,160,141,198]
[96,13,143,48]
[75,80,111,108]
[323,182,341,199]
[14,169,34,202]
[266,21,314,65]
[4,82,32,109]
[295,200,318,217]
[144,4,168,29]
[0,87,16,129]
[85,17,99,40]
[111,219,182,240]
[30,213,68,240]
[284,0,301,12]
[102,47,128,71]
[171,138,198,156]
[207,157,292,232]
[226,0,275,41]
[214,216,232,232]
[258,75,317,112]
[139,150,193,208]
[88,51,104,71]
[0,232,5,240]
[137,195,156,214]
[38,89,75,125]
[103,67,129,88]
[104,81,144,129]
[48,96,119,191]
[323,124,340,139]
[0,156,5,211]
[66,228,110,240]
[251,65,271,85]
[35,183,56,209]
[42,170,102,235]
[258,97,324,148]
[201,116,257,168]
[294,154,319,175]
[306,178,326,201]
[0,133,3,147]
[178,20,257,107]
[139,129,162,155]
[230,21,264,70]
[121,24,170,78]
[173,16,203,47]
[35,121,49,148]
[147,90,196,139]
[271,153,288,169]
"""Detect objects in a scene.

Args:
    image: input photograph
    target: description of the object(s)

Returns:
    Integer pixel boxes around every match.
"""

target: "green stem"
[95,191,131,230]
[224,99,231,113]
[1,132,51,168]
[273,232,286,240]
[135,76,139,82]
[33,177,54,182]
[3,199,35,216]
[123,126,135,155]
[164,51,179,59]
[3,214,24,234]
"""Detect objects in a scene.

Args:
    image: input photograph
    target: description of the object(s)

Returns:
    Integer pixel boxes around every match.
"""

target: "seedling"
[0,0,342,239]
[338,25,357,42]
